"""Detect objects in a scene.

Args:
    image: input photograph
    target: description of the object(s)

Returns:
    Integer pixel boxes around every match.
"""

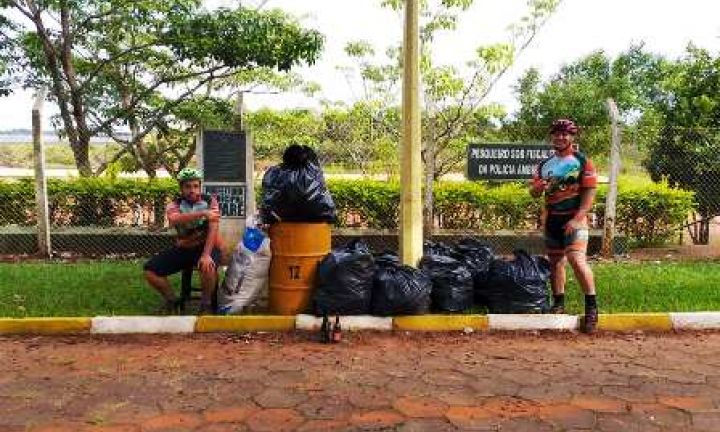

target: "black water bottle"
[320,311,330,344]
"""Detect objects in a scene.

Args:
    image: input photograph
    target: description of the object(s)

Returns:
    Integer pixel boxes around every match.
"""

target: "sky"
[1,0,719,131]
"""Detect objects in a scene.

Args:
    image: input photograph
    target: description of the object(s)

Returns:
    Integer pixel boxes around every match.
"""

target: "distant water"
[0,133,124,144]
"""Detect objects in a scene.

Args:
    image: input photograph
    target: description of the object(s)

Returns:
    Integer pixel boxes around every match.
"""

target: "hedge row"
[0,177,695,246]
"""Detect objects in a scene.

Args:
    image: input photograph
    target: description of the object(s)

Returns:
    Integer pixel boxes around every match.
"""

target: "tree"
[245,103,400,176]
[0,11,18,96]
[245,107,324,162]
[505,45,665,155]
[2,0,323,176]
[339,0,561,229]
[320,101,400,175]
[645,46,720,244]
[111,95,236,177]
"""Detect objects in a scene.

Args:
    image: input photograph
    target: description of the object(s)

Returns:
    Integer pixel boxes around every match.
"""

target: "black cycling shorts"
[143,245,222,277]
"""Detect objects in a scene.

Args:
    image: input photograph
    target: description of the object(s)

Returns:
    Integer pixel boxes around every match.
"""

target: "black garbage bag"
[485,250,551,314]
[420,244,474,313]
[454,238,495,306]
[424,241,455,257]
[313,241,374,315]
[371,253,432,316]
[261,145,336,223]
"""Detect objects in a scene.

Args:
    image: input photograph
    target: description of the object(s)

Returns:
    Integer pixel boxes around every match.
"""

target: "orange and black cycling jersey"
[533,151,597,216]
[166,194,212,240]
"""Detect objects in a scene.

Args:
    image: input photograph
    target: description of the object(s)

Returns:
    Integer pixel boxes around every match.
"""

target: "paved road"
[2,332,720,431]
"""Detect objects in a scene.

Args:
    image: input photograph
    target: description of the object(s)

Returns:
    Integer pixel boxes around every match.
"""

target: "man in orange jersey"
[530,119,598,333]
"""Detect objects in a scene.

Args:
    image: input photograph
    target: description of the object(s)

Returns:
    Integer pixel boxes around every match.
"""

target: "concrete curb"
[1,312,720,335]
[670,312,720,330]
[394,315,489,331]
[196,316,295,333]
[296,314,393,331]
[0,317,91,334]
[488,314,579,331]
[91,316,197,334]
[598,313,673,332]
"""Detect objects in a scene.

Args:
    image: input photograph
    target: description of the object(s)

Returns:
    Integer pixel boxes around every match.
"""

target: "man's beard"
[554,142,572,153]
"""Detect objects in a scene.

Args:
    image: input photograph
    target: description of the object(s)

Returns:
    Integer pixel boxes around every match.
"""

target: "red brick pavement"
[2,332,720,431]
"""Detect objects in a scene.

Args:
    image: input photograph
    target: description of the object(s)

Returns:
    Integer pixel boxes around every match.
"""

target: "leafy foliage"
[0,177,693,246]
[2,0,324,176]
[505,45,665,156]
[645,47,720,214]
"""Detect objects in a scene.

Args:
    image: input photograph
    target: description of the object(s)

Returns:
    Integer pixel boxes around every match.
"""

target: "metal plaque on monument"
[197,129,255,251]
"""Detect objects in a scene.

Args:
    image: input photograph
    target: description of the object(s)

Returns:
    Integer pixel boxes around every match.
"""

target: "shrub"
[596,179,696,246]
[0,177,696,246]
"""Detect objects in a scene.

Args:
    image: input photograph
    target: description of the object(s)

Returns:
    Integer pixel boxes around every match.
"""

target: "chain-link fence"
[1,126,718,258]
[0,180,176,257]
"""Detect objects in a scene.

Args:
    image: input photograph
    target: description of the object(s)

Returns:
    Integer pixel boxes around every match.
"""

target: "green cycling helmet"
[177,167,203,183]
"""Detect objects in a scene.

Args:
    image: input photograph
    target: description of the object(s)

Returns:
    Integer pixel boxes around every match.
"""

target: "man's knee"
[144,269,157,282]
[198,266,217,279]
[566,251,589,268]
[549,254,566,267]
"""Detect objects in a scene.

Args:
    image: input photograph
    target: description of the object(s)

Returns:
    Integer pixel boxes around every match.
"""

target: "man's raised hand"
[206,194,221,222]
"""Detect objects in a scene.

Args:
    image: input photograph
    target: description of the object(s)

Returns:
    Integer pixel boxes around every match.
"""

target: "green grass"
[0,142,122,168]
[563,261,720,313]
[0,260,172,317]
[1,260,719,317]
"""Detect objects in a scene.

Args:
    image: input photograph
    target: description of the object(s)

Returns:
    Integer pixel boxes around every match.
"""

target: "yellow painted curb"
[0,318,91,334]
[195,316,295,333]
[598,313,673,332]
[393,315,489,331]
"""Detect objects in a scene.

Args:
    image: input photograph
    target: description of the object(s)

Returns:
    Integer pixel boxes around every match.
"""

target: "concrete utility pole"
[32,87,51,257]
[602,98,622,258]
[400,0,423,267]
[237,91,256,220]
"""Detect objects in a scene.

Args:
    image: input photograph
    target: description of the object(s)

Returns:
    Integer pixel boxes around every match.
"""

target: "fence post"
[32,88,51,257]
[602,98,622,258]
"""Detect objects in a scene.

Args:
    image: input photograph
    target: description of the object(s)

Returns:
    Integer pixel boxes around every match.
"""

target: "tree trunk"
[699,217,711,245]
[70,136,93,177]
[27,3,92,176]
[602,98,622,257]
[688,212,711,246]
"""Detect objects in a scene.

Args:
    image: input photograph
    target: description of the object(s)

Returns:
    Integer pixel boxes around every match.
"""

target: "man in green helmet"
[144,168,222,314]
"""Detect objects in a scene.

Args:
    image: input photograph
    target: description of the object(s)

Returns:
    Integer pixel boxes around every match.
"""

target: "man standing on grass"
[144,168,222,315]
[530,119,599,333]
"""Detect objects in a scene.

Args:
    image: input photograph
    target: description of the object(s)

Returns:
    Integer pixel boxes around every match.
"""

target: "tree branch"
[127,69,236,145]
[89,65,229,136]
[21,0,85,167]
[5,0,35,21]
[78,9,115,29]
[94,144,130,176]
[79,42,161,90]
[60,1,90,144]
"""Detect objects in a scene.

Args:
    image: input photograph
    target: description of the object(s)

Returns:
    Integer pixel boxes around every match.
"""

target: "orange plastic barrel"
[268,223,331,315]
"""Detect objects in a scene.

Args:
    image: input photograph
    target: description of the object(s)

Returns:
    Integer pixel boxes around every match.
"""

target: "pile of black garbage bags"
[312,239,552,316]
[261,144,336,224]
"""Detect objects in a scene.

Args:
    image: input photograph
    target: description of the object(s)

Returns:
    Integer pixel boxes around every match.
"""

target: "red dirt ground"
[2,331,720,431]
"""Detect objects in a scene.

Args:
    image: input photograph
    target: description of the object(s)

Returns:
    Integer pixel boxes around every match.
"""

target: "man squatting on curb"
[143,168,224,315]
[531,119,599,334]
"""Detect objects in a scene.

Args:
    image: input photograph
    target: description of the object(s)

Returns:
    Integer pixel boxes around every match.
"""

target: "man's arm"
[202,196,220,256]
[529,164,546,198]
[573,156,598,221]
[529,180,545,198]
[198,196,220,273]
[166,202,218,228]
[564,187,596,235]
[574,187,597,221]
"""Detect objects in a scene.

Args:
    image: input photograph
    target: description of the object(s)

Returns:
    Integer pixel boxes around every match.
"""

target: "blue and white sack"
[219,222,271,314]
